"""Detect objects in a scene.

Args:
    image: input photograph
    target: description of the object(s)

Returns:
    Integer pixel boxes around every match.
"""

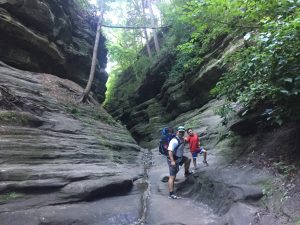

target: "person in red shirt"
[185,128,208,170]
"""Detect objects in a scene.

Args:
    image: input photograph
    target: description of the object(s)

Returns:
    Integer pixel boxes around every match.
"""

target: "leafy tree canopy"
[87,0,300,123]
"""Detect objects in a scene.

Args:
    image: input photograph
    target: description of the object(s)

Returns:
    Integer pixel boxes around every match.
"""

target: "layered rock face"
[105,35,244,147]
[103,27,300,225]
[0,0,107,102]
[0,62,143,224]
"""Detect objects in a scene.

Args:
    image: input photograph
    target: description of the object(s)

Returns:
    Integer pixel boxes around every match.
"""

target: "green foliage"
[133,56,151,80]
[156,0,243,79]
[214,103,232,125]
[107,35,139,70]
[0,111,29,126]
[66,104,118,126]
[213,8,300,121]
[104,56,149,108]
[261,179,290,212]
[172,0,237,73]
[274,161,297,178]
[103,0,155,106]
[261,179,274,198]
[160,0,300,123]
[104,0,300,124]
[74,0,91,10]
[0,192,24,203]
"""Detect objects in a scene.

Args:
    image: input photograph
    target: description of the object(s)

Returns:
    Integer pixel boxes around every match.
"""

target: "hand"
[171,161,176,166]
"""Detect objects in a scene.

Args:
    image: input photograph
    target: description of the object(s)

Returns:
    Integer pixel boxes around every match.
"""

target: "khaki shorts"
[167,155,189,176]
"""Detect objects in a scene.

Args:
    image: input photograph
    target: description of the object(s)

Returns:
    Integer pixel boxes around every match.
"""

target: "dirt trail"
[144,149,219,225]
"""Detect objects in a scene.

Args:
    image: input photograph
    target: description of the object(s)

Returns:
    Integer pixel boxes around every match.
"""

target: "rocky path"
[144,149,219,225]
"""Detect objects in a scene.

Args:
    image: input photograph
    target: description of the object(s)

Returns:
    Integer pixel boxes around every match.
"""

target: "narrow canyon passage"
[141,148,219,225]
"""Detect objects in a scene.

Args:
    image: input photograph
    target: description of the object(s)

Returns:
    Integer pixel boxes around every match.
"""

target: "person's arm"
[168,140,176,166]
[197,136,201,148]
[184,136,190,144]
[168,150,176,166]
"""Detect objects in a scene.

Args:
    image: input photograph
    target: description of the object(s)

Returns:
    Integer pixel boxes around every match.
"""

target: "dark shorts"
[167,155,189,177]
[191,147,204,159]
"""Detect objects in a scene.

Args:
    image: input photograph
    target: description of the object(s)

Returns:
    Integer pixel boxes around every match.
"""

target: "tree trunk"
[142,0,152,58]
[79,0,104,103]
[148,0,160,53]
[144,28,152,58]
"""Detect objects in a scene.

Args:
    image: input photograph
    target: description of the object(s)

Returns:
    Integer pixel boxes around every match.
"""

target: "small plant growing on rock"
[0,192,24,203]
[274,161,297,179]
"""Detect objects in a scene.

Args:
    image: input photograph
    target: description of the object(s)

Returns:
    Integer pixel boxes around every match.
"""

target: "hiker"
[185,128,208,170]
[167,126,192,199]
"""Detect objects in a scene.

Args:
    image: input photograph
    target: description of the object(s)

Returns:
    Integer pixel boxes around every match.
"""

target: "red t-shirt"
[185,134,200,152]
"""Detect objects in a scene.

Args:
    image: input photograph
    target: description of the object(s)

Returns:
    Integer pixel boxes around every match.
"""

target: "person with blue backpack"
[167,126,192,199]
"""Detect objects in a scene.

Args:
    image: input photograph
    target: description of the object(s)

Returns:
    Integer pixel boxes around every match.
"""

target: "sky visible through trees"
[86,0,299,123]
[88,0,162,73]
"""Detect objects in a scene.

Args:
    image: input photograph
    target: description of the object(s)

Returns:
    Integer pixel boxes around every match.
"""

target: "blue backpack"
[158,128,182,156]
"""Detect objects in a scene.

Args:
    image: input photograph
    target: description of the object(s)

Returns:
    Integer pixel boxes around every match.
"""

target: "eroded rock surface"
[0,0,107,102]
[0,63,143,224]
[161,100,299,225]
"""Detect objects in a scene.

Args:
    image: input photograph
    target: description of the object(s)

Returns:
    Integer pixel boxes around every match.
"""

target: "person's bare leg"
[193,158,197,169]
[202,149,208,165]
[184,158,191,173]
[203,150,207,162]
[168,175,175,192]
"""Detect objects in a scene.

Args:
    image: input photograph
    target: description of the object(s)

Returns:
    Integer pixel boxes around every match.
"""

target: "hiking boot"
[168,194,182,199]
[184,171,193,177]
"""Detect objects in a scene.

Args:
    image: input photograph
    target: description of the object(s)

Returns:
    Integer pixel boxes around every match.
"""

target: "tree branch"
[101,24,171,29]
[207,17,260,29]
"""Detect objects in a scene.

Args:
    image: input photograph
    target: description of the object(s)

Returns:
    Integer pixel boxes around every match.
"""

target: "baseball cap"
[177,126,185,132]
